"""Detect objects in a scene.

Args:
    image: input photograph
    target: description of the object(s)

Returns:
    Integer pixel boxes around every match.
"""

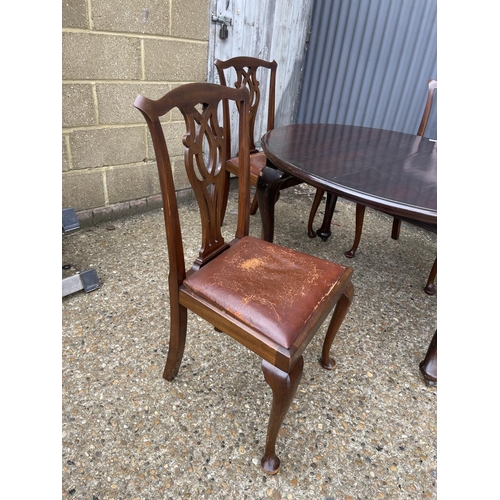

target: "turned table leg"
[315,192,338,242]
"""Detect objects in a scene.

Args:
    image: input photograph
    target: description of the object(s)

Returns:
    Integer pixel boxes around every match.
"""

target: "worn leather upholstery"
[226,152,268,185]
[183,236,349,348]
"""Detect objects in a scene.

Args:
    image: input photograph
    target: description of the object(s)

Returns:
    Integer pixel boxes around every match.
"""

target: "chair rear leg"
[261,356,304,474]
[320,282,354,369]
[163,304,188,381]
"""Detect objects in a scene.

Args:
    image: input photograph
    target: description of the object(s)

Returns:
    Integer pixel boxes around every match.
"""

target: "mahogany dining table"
[256,123,437,384]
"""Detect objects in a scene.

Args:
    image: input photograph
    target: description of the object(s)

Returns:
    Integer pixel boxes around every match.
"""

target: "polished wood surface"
[134,83,354,474]
[308,80,438,247]
[262,124,437,225]
[306,81,438,295]
[387,80,438,247]
[342,80,438,295]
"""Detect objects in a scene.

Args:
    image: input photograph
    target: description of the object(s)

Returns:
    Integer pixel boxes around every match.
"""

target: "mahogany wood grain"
[307,80,438,293]
[261,124,437,229]
[261,357,304,474]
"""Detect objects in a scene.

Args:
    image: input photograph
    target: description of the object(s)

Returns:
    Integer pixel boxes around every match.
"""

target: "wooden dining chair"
[214,56,302,216]
[134,83,354,474]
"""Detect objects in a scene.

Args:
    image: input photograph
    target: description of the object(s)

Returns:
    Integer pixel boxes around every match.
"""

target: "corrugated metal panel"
[298,0,437,139]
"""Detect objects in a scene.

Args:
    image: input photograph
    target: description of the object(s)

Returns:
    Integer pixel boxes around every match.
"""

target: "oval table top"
[261,124,437,224]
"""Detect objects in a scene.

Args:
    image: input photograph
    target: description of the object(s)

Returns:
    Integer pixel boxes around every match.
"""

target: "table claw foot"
[261,454,281,475]
[344,248,356,258]
[317,230,331,242]
[320,356,336,370]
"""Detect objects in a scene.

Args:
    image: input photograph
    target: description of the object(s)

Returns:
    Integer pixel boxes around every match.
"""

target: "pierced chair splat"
[134,83,354,474]
[215,56,303,217]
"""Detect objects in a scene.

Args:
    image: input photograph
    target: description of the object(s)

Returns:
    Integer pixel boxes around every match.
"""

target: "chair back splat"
[215,56,276,153]
[135,83,250,275]
[134,82,354,474]
[215,56,303,217]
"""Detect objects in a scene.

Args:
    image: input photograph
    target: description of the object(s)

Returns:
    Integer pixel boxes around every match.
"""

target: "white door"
[207,0,314,145]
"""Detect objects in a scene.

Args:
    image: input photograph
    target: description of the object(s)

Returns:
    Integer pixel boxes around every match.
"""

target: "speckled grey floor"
[62,185,437,499]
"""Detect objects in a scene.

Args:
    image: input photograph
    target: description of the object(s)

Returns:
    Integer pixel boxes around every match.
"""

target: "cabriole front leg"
[345,204,366,258]
[315,192,338,242]
[307,189,325,238]
[261,356,304,474]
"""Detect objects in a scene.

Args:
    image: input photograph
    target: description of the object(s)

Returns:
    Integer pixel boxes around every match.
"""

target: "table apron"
[275,168,437,225]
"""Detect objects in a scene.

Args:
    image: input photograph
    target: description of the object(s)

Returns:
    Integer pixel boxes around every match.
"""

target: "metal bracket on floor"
[62,268,100,297]
[62,208,100,297]
[62,207,81,232]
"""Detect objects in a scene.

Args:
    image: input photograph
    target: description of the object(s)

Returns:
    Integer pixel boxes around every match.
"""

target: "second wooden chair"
[214,56,303,216]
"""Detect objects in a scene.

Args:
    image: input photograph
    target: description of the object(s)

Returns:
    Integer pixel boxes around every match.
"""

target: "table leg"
[419,330,437,385]
[345,204,366,258]
[315,193,338,242]
[307,189,324,238]
[256,166,293,243]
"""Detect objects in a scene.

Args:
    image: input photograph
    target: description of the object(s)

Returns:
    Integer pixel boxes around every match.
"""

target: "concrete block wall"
[62,0,210,226]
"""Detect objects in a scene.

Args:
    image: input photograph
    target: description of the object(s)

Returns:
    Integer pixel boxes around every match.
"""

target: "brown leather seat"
[184,235,348,349]
[134,82,354,474]
[224,151,268,185]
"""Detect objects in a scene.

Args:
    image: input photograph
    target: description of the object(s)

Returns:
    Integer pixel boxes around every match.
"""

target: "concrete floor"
[62,184,437,499]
